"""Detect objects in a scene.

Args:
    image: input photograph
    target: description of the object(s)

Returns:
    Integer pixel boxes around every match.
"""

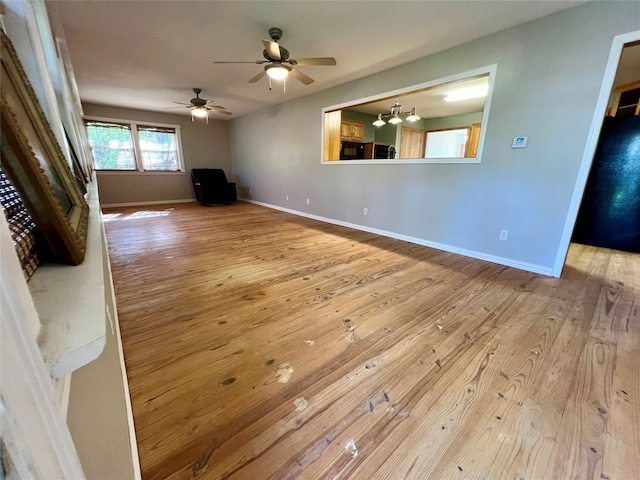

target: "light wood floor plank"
[103,202,640,480]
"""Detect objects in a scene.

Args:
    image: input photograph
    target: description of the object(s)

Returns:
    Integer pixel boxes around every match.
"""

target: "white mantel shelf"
[29,180,108,378]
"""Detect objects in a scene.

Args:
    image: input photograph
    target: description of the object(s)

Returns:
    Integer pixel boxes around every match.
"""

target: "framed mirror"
[322,65,496,164]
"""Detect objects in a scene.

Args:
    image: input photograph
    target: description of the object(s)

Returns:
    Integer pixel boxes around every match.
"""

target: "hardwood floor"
[103,201,639,480]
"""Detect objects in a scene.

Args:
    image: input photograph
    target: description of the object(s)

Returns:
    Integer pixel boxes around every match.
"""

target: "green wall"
[342,109,399,144]
[422,111,484,131]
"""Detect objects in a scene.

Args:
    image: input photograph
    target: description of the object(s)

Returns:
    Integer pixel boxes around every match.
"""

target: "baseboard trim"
[241,198,553,277]
[101,199,195,208]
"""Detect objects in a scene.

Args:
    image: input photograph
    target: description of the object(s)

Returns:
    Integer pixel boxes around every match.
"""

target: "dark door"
[573,115,640,253]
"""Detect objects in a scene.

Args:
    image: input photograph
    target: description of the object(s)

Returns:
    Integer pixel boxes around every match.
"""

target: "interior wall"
[229,1,640,275]
[82,103,232,206]
[422,111,484,131]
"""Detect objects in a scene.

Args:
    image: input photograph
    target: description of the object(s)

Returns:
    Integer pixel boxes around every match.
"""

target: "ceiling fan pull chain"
[269,76,273,91]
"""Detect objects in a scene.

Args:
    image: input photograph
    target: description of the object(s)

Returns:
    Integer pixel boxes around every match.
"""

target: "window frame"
[84,116,185,173]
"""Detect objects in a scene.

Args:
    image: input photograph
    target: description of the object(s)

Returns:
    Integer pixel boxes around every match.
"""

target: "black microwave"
[340,141,364,160]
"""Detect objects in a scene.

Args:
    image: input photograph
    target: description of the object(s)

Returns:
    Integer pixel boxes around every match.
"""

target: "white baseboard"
[241,197,553,277]
[100,199,195,208]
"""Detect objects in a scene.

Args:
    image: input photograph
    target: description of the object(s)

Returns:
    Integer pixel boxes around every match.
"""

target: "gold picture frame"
[0,30,89,265]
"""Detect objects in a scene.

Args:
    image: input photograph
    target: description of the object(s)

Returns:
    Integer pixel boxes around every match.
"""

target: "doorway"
[572,114,640,252]
[573,42,640,252]
[553,30,640,276]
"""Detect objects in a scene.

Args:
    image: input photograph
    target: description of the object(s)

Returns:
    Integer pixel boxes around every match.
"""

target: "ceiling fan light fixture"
[191,106,208,118]
[265,64,290,80]
[372,114,386,127]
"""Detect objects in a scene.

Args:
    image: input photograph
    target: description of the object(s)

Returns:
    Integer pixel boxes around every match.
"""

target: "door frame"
[553,29,640,277]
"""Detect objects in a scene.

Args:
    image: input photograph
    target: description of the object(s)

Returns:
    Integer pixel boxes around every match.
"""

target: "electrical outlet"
[363,207,368,215]
[306,198,310,205]
[286,195,289,201]
[499,230,509,241]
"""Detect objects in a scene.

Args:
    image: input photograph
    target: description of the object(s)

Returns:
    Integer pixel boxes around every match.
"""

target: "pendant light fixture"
[372,100,421,127]
[372,114,386,127]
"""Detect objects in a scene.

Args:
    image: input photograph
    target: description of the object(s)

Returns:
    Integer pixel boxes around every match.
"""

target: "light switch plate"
[512,136,528,148]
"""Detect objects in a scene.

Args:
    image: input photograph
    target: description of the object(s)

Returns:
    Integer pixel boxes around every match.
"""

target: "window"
[85,121,136,170]
[322,64,496,164]
[85,118,184,172]
[137,125,179,171]
[424,128,470,158]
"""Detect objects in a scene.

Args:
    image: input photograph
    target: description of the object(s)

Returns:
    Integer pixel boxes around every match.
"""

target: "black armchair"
[191,168,237,205]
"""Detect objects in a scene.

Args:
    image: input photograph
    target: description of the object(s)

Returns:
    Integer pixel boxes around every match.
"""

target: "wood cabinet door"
[351,122,365,142]
[340,120,365,141]
[340,121,352,139]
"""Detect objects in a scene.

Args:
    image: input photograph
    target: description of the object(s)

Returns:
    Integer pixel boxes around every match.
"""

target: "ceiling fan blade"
[262,39,281,60]
[289,68,314,85]
[171,101,191,106]
[206,105,226,110]
[289,57,336,66]
[211,109,233,116]
[248,70,267,83]
[162,105,191,109]
[213,60,269,64]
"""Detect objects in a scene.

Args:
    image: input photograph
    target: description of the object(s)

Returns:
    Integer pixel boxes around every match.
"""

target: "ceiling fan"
[164,88,232,122]
[214,27,336,88]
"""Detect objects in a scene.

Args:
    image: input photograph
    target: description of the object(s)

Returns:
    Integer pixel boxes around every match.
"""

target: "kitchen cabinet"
[610,80,640,117]
[341,119,365,141]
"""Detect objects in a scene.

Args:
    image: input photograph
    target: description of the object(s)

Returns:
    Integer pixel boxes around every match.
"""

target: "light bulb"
[372,114,386,127]
[406,108,421,122]
[266,64,290,80]
[191,107,208,118]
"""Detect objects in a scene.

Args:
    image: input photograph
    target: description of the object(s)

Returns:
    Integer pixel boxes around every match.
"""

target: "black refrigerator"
[573,115,640,253]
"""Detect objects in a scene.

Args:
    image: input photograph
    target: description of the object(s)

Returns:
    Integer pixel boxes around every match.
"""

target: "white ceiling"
[614,42,640,87]
[350,75,489,119]
[51,1,588,120]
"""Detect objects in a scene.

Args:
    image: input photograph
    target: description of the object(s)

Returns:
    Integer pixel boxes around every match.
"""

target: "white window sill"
[30,181,108,378]
[96,170,186,176]
[321,157,481,165]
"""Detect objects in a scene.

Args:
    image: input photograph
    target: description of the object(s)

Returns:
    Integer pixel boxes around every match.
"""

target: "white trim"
[240,198,552,276]
[1,214,86,479]
[96,171,187,176]
[53,373,72,421]
[323,65,497,113]
[101,220,143,480]
[552,29,640,277]
[100,198,195,208]
[320,64,497,165]
[323,157,480,165]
